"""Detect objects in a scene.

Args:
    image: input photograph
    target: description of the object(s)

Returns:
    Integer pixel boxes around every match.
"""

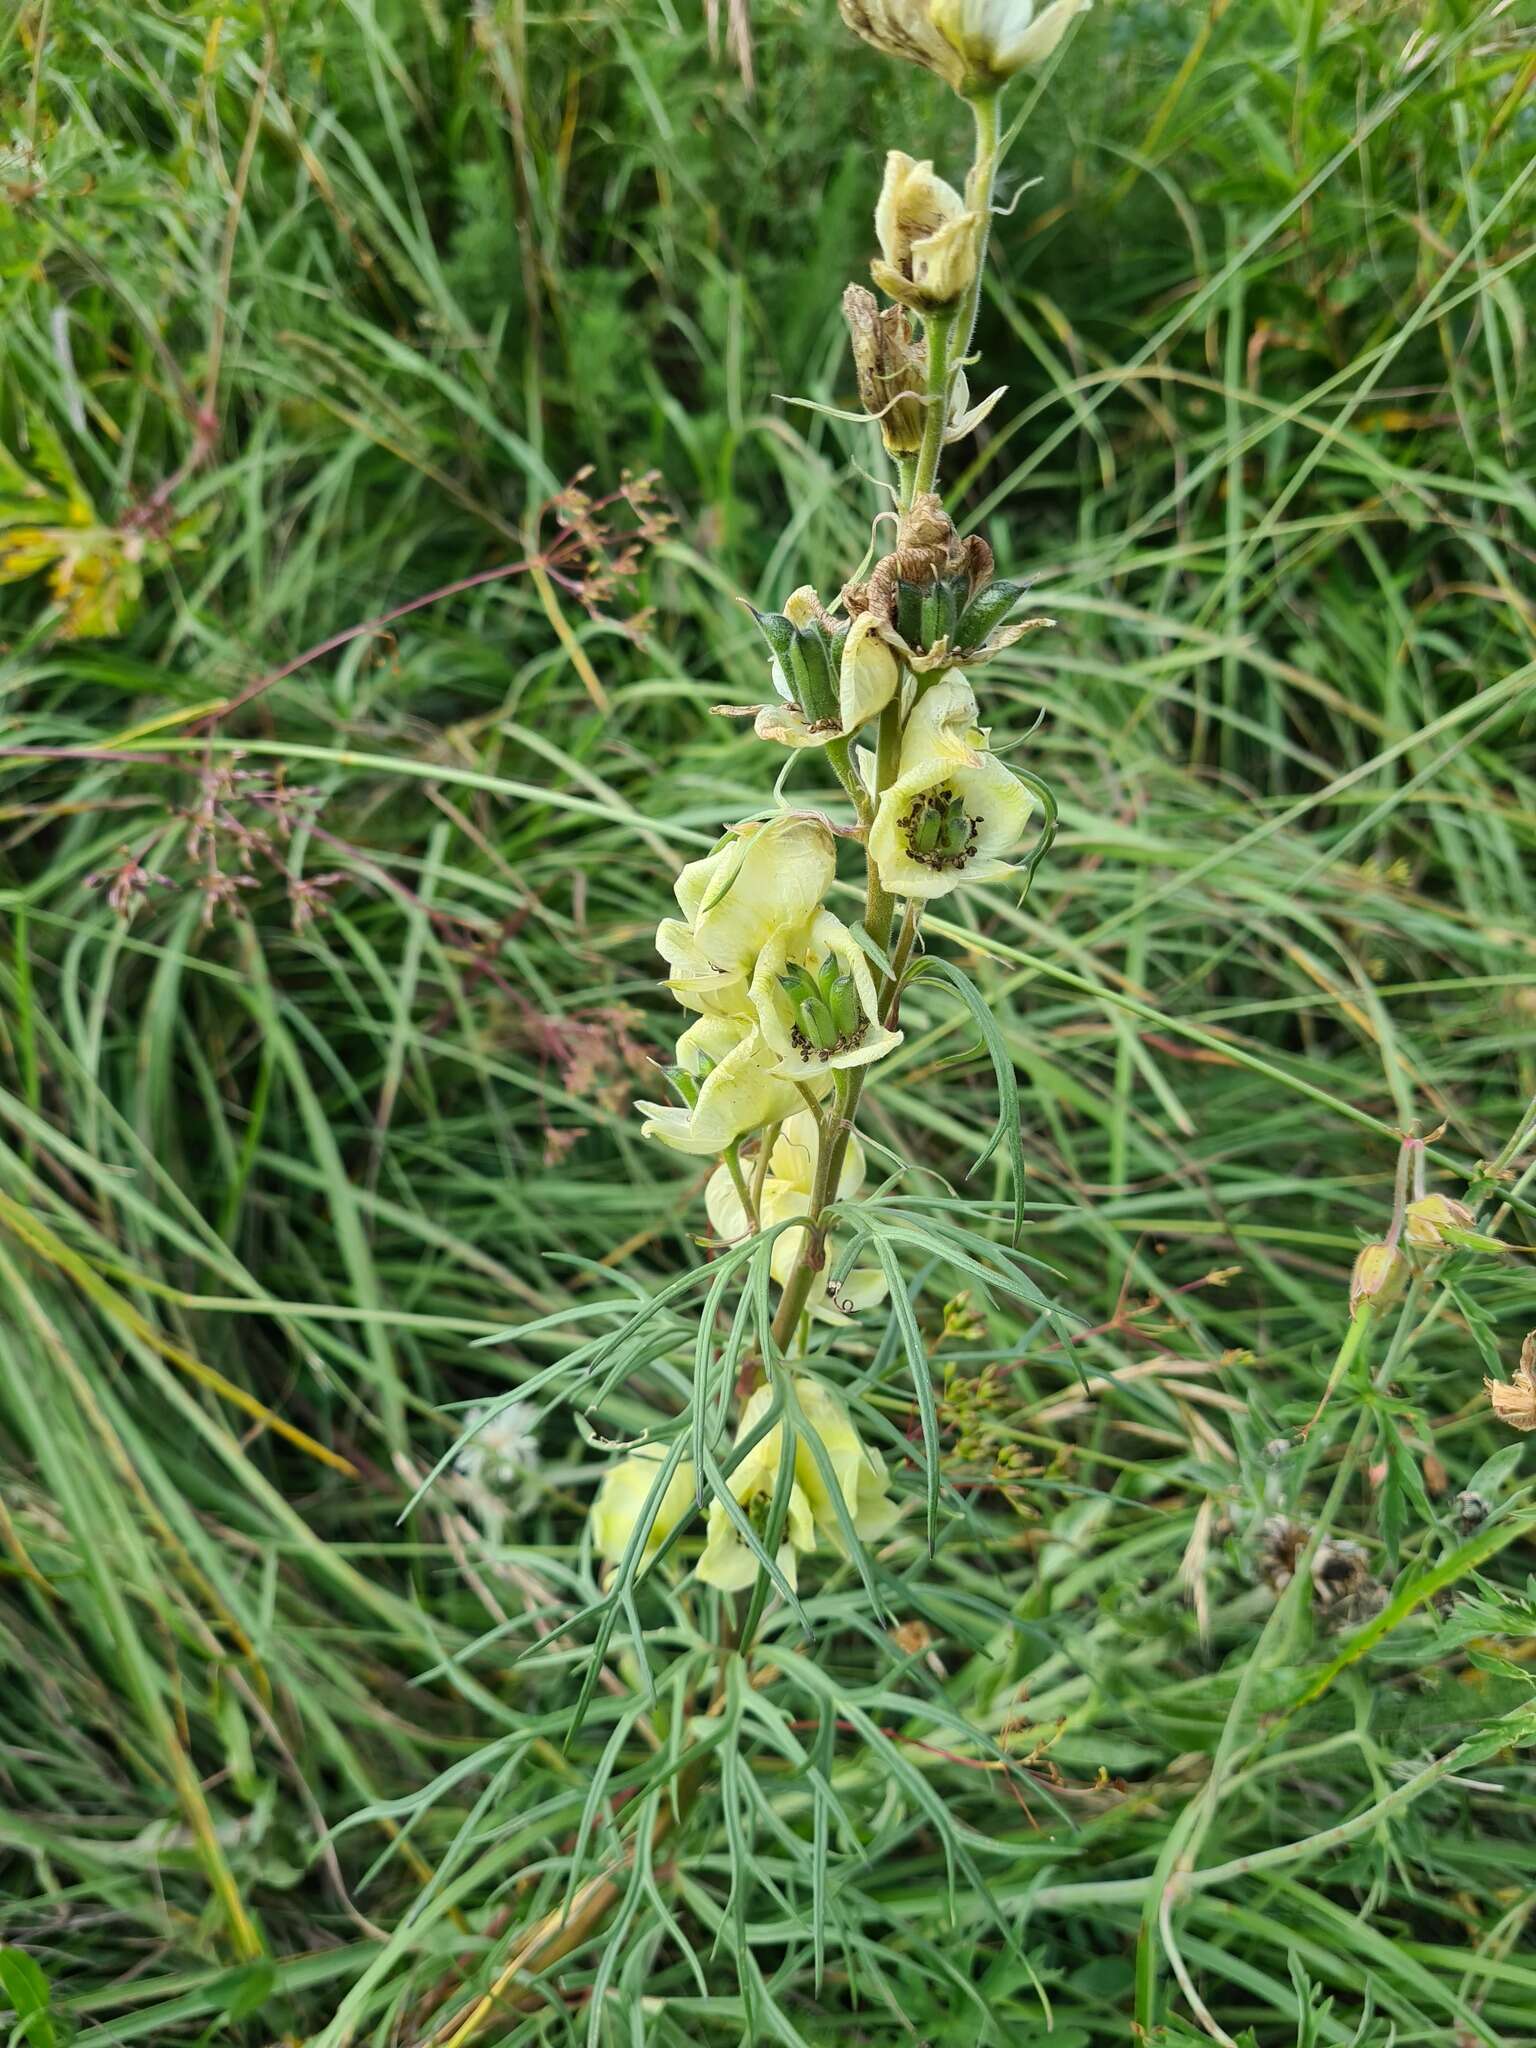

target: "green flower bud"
[1349,1241,1405,1318]
[800,996,839,1050]
[956,576,1027,647]
[827,972,862,1039]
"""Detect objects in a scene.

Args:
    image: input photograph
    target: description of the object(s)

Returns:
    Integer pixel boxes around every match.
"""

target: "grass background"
[2,0,1535,2042]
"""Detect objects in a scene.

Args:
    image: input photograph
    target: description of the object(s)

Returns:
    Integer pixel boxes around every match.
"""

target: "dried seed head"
[1310,1538,1372,1608]
[1257,1515,1306,1595]
[842,285,927,456]
[1485,1333,1536,1432]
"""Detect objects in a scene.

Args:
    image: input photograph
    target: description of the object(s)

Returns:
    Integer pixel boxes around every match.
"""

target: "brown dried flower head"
[843,285,927,456]
[1485,1333,1536,1433]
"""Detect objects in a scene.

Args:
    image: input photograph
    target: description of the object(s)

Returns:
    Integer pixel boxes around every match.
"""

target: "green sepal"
[956,577,1027,646]
[791,624,839,723]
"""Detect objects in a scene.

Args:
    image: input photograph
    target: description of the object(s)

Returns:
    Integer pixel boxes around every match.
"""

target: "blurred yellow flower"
[697,1377,901,1590]
[698,1384,817,1591]
[930,0,1092,89]
[794,1376,901,1550]
[591,1443,696,1572]
[840,0,1090,96]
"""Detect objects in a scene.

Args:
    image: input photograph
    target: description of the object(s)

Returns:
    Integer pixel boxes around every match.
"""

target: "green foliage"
[1,1,1534,2044]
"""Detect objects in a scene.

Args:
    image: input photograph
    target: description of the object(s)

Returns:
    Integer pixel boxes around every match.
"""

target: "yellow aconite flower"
[591,1443,696,1572]
[751,909,904,1080]
[793,1377,901,1549]
[697,1378,900,1590]
[655,813,836,1016]
[871,153,984,314]
[637,1013,809,1156]
[929,0,1092,89]
[704,1110,888,1321]
[697,1384,817,1591]
[868,673,1033,900]
[840,0,1090,96]
[755,614,901,749]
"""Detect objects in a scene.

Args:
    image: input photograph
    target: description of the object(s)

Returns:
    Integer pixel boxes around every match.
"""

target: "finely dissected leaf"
[903,954,1029,1246]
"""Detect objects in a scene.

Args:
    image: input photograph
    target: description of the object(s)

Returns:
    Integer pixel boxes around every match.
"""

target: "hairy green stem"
[910,311,955,503]
[955,91,1003,380]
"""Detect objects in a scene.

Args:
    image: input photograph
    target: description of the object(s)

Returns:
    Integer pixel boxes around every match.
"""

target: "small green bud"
[798,996,838,1050]
[749,607,796,663]
[1349,1241,1405,1318]
[896,579,926,649]
[827,973,862,1038]
[956,577,1027,646]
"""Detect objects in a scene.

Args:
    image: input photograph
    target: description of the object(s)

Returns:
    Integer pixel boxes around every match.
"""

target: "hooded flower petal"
[869,674,1034,900]
[838,0,968,91]
[697,1385,817,1591]
[704,1110,883,1320]
[793,1378,902,1546]
[659,813,837,1012]
[751,910,904,1081]
[591,1443,696,1572]
[930,0,1091,87]
[871,152,984,313]
[839,613,901,733]
[637,1014,808,1156]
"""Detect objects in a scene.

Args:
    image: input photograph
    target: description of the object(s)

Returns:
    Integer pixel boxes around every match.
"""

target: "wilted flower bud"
[840,0,1091,98]
[1348,1240,1405,1318]
[842,285,927,456]
[1402,1193,1476,1250]
[872,152,984,314]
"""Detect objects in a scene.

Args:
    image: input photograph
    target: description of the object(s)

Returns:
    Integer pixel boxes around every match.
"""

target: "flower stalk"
[605,0,1087,1605]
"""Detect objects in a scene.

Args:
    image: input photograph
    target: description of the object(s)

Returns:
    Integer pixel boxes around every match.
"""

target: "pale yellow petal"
[837,613,901,734]
[591,1444,696,1569]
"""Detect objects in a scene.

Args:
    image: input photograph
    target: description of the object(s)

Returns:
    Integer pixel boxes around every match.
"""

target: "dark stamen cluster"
[781,955,868,1059]
[899,785,977,870]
